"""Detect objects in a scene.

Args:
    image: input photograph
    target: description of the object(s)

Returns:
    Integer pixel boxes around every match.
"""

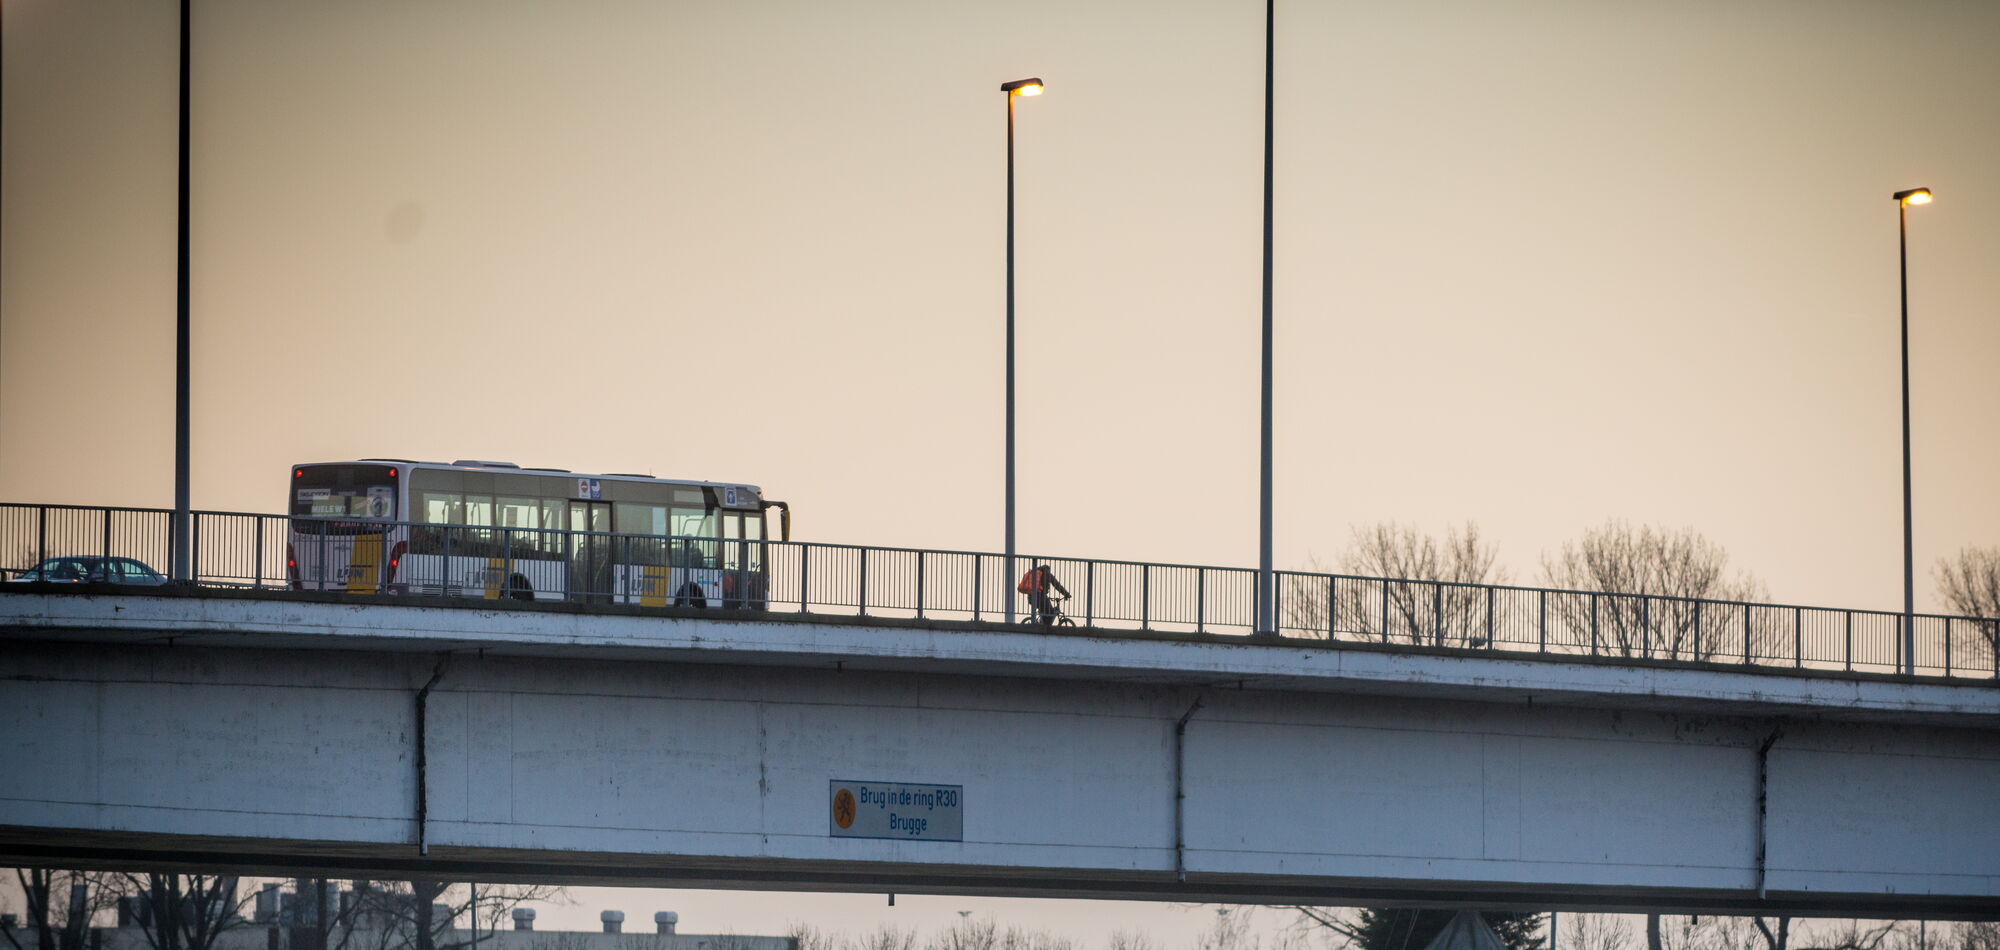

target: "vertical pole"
[1255,0,1277,637]
[1195,567,1206,633]
[1900,199,1916,675]
[1538,589,1547,653]
[1084,560,1094,627]
[171,0,193,581]
[1004,92,1018,626]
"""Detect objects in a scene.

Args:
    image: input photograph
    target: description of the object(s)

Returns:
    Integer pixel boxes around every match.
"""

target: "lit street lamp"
[1893,185,1931,674]
[1001,77,1043,624]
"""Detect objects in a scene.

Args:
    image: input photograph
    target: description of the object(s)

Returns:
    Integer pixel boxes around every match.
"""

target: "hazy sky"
[3,0,1997,936]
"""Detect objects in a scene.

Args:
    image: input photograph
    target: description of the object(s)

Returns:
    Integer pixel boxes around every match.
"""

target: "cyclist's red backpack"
[1017,569,1040,595]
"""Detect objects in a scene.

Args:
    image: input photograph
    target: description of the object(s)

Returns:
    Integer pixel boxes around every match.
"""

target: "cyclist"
[1016,563,1071,626]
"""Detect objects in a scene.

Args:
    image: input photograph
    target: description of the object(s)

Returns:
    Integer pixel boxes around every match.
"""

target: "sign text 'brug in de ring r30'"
[828,780,962,841]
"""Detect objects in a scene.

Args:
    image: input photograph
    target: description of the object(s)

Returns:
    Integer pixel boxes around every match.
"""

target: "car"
[6,556,170,586]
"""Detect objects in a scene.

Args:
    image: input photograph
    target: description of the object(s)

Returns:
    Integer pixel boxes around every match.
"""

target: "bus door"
[567,500,611,600]
[720,510,767,608]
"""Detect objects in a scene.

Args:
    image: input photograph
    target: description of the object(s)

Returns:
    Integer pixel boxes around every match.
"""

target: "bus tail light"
[386,541,407,589]
[286,543,302,591]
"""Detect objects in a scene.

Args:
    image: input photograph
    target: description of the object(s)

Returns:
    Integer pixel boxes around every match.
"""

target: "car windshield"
[117,560,161,579]
[33,557,99,579]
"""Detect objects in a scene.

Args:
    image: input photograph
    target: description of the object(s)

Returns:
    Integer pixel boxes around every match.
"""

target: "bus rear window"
[292,465,399,520]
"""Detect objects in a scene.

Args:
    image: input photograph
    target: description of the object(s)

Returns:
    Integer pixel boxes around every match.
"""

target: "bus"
[288,459,789,607]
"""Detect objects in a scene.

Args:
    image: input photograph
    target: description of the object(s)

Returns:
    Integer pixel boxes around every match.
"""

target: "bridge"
[2,504,1998,918]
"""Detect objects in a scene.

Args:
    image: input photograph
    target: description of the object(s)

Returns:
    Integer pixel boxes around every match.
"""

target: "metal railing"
[2,502,1995,680]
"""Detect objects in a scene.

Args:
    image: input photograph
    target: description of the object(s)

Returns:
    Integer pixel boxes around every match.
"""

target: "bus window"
[670,506,715,539]
[615,503,668,537]
[422,492,464,525]
[463,495,495,548]
[722,511,765,573]
[499,496,544,555]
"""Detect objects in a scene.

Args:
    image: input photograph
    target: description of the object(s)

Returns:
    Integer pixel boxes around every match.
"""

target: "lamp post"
[1001,77,1043,625]
[1255,0,1276,636]
[1893,185,1931,674]
[172,0,193,581]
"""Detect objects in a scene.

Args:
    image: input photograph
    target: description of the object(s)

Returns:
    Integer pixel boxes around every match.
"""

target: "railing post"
[1141,563,1151,631]
[1195,567,1205,634]
[1800,608,1816,668]
[1084,560,1094,628]
[190,512,202,583]
[1640,596,1650,658]
[1844,611,1853,672]
[503,529,514,599]
[1326,576,1337,639]
[36,505,48,567]
[1272,571,1282,635]
[1944,617,1952,677]
[320,523,330,593]
[800,544,811,614]
[1743,605,1753,665]
[1485,586,1495,649]
[1692,600,1702,661]
[102,513,112,562]
[1380,580,1390,642]
[1589,594,1599,656]
[254,515,265,588]
[1537,589,1547,654]
[1433,583,1443,646]
[857,547,868,616]
[971,553,980,621]
[915,551,926,620]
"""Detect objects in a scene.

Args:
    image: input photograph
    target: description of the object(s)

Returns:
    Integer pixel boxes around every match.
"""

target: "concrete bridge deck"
[3,589,1997,917]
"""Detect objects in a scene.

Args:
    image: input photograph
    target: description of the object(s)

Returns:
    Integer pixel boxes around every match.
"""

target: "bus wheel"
[508,574,534,602]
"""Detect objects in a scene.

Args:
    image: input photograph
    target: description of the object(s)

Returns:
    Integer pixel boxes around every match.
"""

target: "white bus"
[287,459,789,607]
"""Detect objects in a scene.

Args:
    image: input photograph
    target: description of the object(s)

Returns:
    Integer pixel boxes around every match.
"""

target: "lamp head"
[1893,187,1933,206]
[1000,78,1045,97]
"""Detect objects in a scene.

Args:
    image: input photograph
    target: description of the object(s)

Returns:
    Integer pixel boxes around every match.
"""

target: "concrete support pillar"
[511,910,534,932]
[655,912,678,935]
[601,912,624,934]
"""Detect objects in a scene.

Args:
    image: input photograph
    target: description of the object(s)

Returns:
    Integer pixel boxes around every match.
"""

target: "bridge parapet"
[4,502,1997,681]
[4,590,1995,727]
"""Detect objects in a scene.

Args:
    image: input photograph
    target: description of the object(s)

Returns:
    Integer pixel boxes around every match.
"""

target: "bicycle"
[1034,590,1076,628]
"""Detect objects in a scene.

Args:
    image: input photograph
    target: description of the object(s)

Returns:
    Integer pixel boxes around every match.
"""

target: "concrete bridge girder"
[1,593,1997,916]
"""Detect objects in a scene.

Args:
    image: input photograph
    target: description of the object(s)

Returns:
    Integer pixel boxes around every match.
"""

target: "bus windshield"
[292,464,399,520]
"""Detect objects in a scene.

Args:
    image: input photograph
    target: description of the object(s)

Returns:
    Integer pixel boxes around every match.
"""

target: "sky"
[3,0,1997,938]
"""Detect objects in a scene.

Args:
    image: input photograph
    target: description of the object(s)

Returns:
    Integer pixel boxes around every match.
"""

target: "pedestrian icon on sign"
[832,788,857,830]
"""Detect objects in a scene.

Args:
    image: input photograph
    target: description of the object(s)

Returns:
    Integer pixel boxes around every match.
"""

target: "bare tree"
[342,881,559,950]
[2,870,120,950]
[1286,522,1506,645]
[1793,920,1905,950]
[1194,911,1252,950]
[118,874,250,950]
[1560,914,1635,950]
[848,928,917,950]
[791,924,838,950]
[1542,521,1769,661]
[1105,932,1155,950]
[994,928,1071,950]
[930,919,998,950]
[1952,921,2000,950]
[1934,545,2000,666]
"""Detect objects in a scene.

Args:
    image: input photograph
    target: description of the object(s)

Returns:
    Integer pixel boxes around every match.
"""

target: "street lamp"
[1893,185,1931,674]
[1001,76,1043,624]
